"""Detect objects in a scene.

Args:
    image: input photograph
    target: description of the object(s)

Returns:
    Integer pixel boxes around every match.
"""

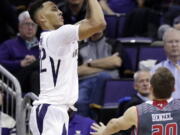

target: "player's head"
[28,0,64,30]
[150,67,175,99]
[133,70,151,97]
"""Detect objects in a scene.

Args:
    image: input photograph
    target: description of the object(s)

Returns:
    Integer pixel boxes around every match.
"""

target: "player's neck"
[153,99,168,101]
[41,23,56,31]
[152,97,170,101]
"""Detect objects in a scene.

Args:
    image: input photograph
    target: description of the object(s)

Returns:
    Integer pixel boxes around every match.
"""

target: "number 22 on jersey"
[40,47,61,87]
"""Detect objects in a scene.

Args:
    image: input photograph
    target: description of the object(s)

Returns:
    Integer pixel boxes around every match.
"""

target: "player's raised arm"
[91,106,137,135]
[78,0,106,41]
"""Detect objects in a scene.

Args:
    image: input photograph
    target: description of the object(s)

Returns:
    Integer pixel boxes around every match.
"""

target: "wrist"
[86,58,93,67]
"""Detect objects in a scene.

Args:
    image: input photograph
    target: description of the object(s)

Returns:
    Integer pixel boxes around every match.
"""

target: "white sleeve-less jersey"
[34,24,80,106]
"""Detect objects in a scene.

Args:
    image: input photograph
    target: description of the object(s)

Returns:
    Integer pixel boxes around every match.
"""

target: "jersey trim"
[146,97,173,105]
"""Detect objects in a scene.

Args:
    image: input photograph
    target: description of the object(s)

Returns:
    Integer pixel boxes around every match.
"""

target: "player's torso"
[36,32,79,105]
[134,99,180,135]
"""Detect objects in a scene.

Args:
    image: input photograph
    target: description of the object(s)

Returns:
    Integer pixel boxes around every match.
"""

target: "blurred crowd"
[0,0,180,135]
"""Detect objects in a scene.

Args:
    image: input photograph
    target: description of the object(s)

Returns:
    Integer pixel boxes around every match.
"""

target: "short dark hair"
[150,67,175,99]
[28,0,49,23]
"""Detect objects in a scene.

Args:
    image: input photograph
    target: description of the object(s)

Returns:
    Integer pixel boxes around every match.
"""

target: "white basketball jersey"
[34,24,79,106]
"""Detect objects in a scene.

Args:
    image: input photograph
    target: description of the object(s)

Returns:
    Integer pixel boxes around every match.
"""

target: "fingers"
[25,55,36,62]
[90,131,97,135]
[25,55,31,59]
[91,123,101,130]
[90,122,106,135]
[99,122,105,127]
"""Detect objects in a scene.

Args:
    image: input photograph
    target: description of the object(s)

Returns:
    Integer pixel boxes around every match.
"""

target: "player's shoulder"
[45,24,79,37]
[125,106,137,116]
[57,24,78,31]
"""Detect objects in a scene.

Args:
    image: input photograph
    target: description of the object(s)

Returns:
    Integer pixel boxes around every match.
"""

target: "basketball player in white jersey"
[91,67,180,135]
[28,0,106,134]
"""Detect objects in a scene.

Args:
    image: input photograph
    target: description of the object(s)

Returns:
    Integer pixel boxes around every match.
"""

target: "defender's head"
[150,67,175,99]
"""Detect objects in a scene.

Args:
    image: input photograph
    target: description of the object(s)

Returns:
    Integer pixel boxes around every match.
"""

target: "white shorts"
[29,104,69,135]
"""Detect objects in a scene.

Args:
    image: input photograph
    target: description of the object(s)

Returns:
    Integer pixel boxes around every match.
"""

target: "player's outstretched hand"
[90,122,106,135]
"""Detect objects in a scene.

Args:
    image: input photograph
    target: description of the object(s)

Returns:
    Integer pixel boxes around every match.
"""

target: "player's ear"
[35,10,47,24]
[37,13,46,24]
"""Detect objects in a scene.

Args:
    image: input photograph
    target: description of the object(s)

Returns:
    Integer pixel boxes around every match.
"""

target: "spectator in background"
[59,0,86,24]
[117,70,151,135]
[79,31,122,79]
[0,0,18,44]
[151,28,180,99]
[0,88,16,135]
[117,70,151,116]
[0,11,39,95]
[76,31,123,117]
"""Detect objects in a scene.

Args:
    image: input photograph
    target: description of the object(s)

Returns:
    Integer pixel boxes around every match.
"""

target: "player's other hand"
[90,122,106,135]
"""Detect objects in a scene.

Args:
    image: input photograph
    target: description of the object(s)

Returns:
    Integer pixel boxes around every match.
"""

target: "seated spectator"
[117,70,151,116]
[0,88,16,135]
[59,0,86,24]
[79,31,122,79]
[68,106,95,135]
[76,31,124,117]
[117,70,151,135]
[0,11,39,95]
[151,28,180,99]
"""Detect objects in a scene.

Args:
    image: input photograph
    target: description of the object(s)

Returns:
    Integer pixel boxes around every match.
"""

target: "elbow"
[116,58,122,67]
[92,19,106,31]
[98,20,107,31]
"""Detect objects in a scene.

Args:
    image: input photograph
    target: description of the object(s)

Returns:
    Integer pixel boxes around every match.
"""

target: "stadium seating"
[139,46,166,62]
[103,79,136,108]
